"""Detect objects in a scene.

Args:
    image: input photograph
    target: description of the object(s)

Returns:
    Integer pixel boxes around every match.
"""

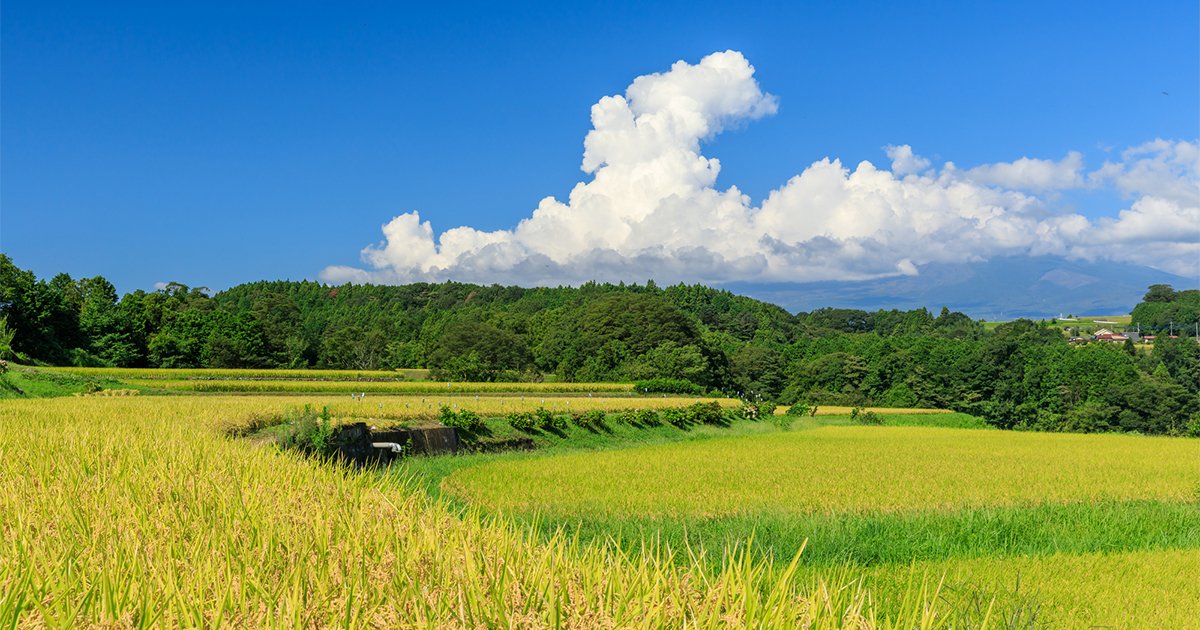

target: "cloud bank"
[321,50,1200,286]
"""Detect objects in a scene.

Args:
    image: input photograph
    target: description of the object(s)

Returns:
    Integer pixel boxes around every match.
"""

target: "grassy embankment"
[0,365,146,399]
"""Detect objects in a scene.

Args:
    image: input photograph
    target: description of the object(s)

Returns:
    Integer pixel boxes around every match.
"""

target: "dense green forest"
[2,254,1196,434]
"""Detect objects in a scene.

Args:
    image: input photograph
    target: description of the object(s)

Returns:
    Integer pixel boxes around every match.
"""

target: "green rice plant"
[444,426,1200,517]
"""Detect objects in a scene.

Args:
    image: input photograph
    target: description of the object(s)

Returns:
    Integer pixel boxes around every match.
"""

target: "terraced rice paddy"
[444,426,1199,515]
[0,397,950,628]
[4,369,1197,628]
[117,378,637,394]
[280,393,737,426]
[436,424,1200,627]
[48,366,433,381]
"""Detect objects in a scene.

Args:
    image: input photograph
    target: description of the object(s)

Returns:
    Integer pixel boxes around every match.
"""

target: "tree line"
[1,254,1196,434]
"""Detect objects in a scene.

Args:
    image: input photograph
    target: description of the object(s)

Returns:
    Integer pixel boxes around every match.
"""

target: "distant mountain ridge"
[722,257,1195,319]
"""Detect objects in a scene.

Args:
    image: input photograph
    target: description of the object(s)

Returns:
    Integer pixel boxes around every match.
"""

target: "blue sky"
[3,1,1197,292]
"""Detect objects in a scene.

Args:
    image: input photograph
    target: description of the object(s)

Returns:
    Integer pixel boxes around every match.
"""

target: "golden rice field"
[779,405,954,416]
[224,393,738,424]
[4,375,1197,628]
[49,366,432,381]
[1,396,957,628]
[442,426,1200,517]
[120,378,637,394]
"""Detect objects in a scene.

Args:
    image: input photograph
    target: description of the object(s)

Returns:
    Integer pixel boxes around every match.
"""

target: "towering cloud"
[321,51,1200,286]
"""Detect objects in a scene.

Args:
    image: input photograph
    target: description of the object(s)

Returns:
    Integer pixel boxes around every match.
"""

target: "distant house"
[1091,328,1130,343]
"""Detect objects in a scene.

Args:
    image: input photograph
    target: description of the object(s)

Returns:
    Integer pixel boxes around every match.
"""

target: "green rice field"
[429,420,1200,627]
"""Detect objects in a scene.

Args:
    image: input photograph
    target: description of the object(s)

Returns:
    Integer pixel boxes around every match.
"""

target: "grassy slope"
[0,366,145,399]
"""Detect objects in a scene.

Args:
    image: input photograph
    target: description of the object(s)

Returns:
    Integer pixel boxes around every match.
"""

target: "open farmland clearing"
[0,396,964,628]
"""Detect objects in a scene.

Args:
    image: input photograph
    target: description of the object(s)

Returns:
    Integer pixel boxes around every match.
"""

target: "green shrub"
[686,401,725,425]
[507,411,537,432]
[277,405,335,455]
[633,379,703,395]
[773,414,795,431]
[1185,414,1200,438]
[534,407,567,432]
[439,405,485,432]
[738,401,775,421]
[854,410,883,425]
[634,409,660,426]
[573,409,607,430]
[786,403,810,416]
[615,410,637,424]
[661,408,689,428]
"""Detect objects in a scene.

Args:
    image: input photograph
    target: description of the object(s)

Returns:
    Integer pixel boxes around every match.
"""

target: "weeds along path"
[1,396,958,628]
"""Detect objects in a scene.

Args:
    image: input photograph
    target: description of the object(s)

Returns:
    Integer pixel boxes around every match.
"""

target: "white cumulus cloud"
[960,151,1085,191]
[321,51,1200,286]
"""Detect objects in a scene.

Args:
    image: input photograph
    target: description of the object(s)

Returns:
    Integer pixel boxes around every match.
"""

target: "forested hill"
[2,254,1197,435]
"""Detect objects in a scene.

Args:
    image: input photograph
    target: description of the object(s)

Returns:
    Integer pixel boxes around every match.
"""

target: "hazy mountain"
[722,257,1195,320]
